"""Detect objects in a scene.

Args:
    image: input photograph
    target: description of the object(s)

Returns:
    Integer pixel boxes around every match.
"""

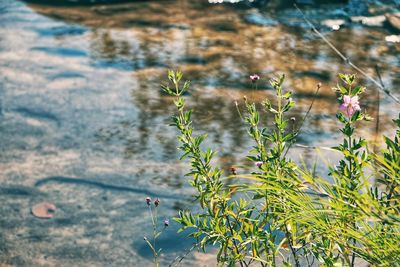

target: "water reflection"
[0,0,399,266]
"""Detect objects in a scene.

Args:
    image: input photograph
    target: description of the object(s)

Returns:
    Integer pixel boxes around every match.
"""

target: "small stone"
[31,202,56,219]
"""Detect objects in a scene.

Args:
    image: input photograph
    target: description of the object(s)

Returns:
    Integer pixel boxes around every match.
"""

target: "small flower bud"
[154,198,160,207]
[255,161,263,168]
[230,166,237,175]
[164,219,169,227]
[250,74,260,83]
[146,197,151,205]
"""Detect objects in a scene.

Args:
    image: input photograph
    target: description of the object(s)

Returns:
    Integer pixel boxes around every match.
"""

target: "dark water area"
[0,0,399,266]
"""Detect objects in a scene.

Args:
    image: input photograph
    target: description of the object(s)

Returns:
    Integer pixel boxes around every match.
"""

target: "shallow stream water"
[0,0,399,266]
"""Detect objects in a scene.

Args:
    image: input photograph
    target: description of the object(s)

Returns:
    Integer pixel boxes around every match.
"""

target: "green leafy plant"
[161,70,400,267]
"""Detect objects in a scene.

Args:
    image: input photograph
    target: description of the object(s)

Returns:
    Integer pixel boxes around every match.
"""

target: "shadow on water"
[0,186,44,197]
[35,176,184,200]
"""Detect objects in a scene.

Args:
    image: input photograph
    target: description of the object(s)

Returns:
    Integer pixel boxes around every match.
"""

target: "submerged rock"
[385,35,400,43]
[386,13,400,32]
[351,15,386,27]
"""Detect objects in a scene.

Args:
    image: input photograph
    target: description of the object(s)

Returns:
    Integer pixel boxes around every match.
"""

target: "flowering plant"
[161,71,400,266]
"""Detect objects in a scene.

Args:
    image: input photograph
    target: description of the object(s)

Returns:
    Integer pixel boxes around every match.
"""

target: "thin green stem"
[284,224,300,267]
[226,214,244,267]
[147,205,159,267]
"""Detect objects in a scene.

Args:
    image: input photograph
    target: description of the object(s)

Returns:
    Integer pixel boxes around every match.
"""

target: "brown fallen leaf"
[31,202,56,219]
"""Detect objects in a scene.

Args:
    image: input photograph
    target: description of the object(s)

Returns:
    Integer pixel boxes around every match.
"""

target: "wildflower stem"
[235,100,244,121]
[148,204,159,267]
[285,224,300,267]
[283,83,320,158]
[226,215,244,267]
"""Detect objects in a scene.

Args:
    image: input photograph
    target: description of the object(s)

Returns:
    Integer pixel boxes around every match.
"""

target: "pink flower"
[250,74,260,83]
[340,95,361,117]
[255,161,263,168]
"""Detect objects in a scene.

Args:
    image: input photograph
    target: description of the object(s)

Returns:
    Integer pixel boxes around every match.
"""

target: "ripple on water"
[31,46,88,57]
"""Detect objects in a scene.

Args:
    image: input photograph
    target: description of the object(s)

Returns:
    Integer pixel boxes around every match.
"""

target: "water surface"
[0,0,399,266]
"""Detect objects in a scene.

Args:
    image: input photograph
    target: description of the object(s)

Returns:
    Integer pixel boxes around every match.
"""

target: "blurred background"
[0,0,399,266]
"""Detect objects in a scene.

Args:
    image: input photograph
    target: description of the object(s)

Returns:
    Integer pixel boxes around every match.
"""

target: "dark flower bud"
[154,198,160,207]
[146,197,151,205]
[230,166,237,175]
